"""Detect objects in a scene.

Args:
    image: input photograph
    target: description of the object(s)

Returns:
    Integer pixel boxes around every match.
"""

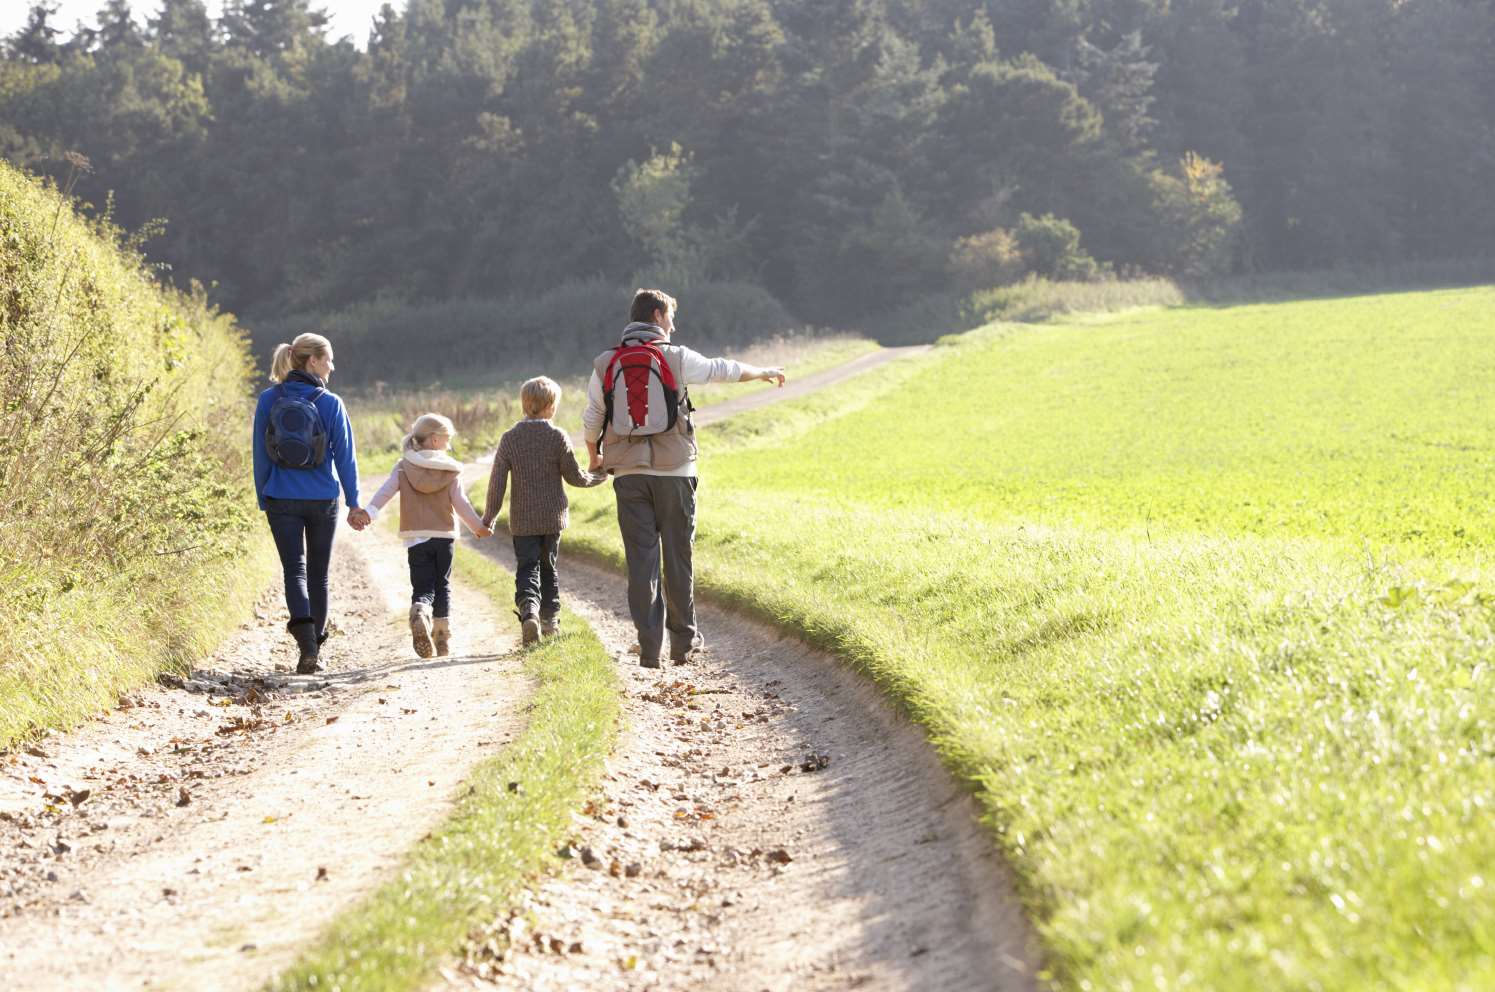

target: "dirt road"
[1,342,1037,991]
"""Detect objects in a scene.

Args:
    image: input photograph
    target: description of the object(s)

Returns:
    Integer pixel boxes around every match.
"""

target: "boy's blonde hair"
[521,376,561,418]
[403,412,456,451]
[270,332,332,382]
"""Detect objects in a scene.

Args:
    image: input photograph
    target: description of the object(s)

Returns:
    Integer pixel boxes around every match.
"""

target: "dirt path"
[437,545,1036,991]
[691,344,931,428]
[1,343,1030,991]
[0,524,526,991]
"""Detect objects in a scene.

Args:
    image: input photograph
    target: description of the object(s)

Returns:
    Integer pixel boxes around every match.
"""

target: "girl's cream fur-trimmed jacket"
[366,449,485,544]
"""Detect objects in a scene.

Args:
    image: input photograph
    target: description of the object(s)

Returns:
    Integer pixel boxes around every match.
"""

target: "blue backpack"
[266,384,328,469]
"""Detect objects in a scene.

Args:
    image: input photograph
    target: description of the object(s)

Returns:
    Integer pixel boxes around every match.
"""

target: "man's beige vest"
[592,343,697,474]
[397,458,459,539]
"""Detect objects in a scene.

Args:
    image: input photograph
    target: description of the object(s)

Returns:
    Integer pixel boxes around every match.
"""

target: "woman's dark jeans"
[408,538,455,618]
[264,498,338,636]
[512,533,561,620]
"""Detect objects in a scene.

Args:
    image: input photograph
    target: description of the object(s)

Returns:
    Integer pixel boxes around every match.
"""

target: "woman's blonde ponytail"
[269,333,333,383]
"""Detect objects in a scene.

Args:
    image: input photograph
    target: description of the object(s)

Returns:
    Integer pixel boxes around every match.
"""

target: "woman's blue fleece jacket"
[251,370,362,511]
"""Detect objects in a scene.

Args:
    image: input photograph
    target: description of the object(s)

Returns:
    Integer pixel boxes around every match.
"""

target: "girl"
[365,414,492,657]
[252,333,362,675]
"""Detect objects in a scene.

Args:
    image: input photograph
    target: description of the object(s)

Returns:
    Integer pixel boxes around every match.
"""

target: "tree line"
[3,0,1493,338]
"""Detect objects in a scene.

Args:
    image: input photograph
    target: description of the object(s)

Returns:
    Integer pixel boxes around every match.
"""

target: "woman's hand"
[347,507,371,531]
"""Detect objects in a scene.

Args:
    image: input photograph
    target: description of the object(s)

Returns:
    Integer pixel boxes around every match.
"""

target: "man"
[584,288,786,668]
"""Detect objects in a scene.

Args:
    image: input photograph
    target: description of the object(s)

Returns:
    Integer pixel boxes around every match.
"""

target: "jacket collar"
[402,448,464,473]
[286,369,326,389]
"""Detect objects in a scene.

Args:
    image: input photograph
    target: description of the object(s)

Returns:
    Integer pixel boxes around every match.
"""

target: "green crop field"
[556,287,1495,991]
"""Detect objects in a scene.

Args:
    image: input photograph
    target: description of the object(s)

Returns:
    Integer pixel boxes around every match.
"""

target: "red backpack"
[601,338,686,438]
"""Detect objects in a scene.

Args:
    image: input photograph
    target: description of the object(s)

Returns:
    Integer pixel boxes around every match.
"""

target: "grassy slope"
[0,162,275,748]
[269,544,618,991]
[562,287,1495,990]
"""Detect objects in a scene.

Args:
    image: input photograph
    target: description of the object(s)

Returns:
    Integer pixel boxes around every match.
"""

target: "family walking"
[251,289,786,674]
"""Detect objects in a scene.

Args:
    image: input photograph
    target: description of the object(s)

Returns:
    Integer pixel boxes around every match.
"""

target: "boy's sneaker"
[432,617,451,657]
[520,613,541,646]
[540,616,560,637]
[409,603,434,658]
[639,655,662,669]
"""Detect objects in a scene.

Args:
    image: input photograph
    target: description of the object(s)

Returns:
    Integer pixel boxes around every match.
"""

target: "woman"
[251,332,363,674]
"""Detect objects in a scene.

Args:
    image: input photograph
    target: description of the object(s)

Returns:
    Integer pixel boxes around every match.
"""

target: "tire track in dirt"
[0,523,527,992]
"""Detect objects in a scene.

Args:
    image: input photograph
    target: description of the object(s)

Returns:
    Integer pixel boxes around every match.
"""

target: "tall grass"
[0,160,271,747]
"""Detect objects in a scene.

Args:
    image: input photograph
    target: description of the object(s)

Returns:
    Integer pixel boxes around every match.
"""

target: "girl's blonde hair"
[270,333,332,383]
[403,412,456,451]
[521,376,561,417]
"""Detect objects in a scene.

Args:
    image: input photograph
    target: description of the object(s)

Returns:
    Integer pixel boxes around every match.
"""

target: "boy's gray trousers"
[612,474,699,663]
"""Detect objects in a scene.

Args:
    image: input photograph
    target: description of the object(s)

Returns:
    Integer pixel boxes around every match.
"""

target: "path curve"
[441,341,1037,990]
[692,344,931,427]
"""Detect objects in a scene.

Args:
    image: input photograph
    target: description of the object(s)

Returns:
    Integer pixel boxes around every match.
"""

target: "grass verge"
[267,542,618,992]
[560,290,1495,990]
[0,539,278,750]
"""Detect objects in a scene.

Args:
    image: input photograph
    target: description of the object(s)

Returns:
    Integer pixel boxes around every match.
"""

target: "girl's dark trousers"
[408,537,455,618]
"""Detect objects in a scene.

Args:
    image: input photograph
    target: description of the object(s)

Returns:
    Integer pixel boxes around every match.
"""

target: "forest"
[4,0,1494,379]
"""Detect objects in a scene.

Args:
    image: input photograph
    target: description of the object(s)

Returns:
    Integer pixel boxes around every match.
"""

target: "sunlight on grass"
[564,286,1495,990]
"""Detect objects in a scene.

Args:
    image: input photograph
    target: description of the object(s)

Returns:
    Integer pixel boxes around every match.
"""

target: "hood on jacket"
[621,322,668,344]
[400,448,463,494]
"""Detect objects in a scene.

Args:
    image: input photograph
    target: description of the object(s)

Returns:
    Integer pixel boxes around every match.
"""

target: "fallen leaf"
[800,754,831,773]
[624,863,642,878]
[67,788,91,808]
[315,866,328,882]
[25,744,51,758]
[325,716,339,726]
[263,816,277,824]
[176,787,191,807]
[766,848,793,865]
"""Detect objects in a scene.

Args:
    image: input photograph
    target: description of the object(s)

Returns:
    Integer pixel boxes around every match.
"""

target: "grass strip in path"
[267,544,618,992]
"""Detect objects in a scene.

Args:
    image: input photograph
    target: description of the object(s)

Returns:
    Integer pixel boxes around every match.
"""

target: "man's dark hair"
[630,288,677,324]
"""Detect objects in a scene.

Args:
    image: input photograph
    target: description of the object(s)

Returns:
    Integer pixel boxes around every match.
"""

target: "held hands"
[473,524,494,539]
[761,367,786,387]
[347,507,371,531]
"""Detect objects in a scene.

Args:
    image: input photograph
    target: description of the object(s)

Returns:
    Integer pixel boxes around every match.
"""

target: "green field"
[555,287,1495,990]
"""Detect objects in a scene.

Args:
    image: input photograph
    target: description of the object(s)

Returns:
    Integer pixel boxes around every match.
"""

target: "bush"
[1148,153,1243,277]
[1015,212,1108,281]
[948,227,1025,291]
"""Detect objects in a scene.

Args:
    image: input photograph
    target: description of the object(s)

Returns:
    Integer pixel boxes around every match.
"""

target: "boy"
[483,376,604,644]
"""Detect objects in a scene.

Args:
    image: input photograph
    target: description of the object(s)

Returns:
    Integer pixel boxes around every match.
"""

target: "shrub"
[948,227,1025,291]
[1015,212,1108,281]
[1148,152,1243,277]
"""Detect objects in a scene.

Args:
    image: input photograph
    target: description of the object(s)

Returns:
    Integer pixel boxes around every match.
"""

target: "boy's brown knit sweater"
[485,419,603,536]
